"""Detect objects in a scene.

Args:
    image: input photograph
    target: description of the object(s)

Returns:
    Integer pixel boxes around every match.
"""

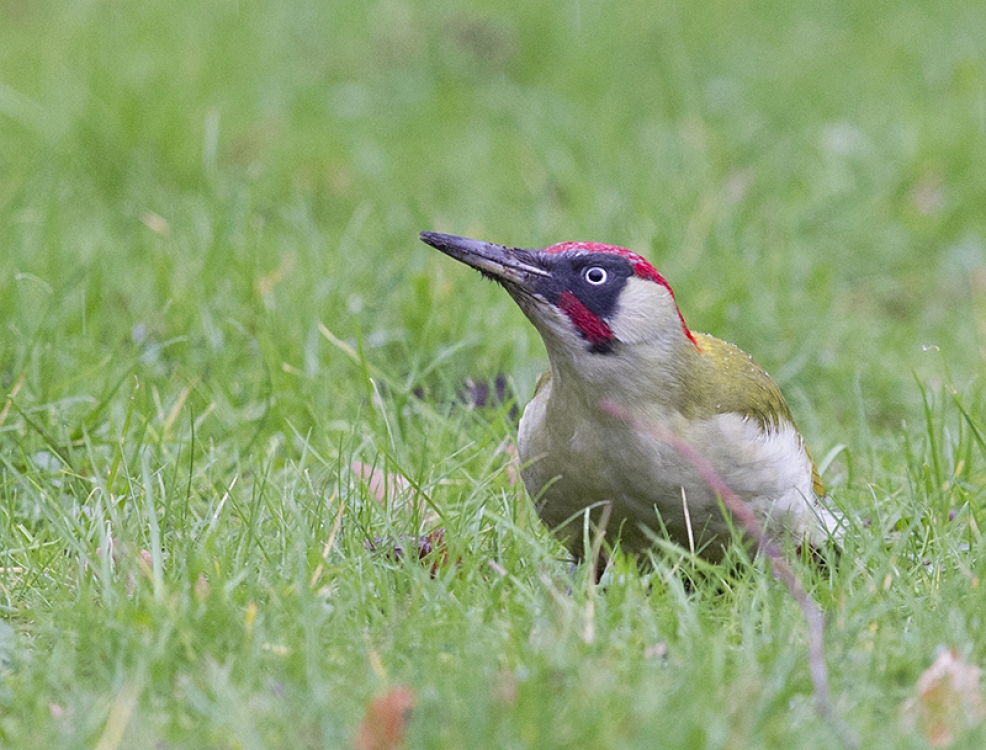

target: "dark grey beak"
[420,232,548,286]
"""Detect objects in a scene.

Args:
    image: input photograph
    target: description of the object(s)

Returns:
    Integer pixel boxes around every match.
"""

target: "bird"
[420,231,839,566]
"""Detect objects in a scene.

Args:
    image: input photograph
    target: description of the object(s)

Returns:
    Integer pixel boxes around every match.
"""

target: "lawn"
[1,0,985,747]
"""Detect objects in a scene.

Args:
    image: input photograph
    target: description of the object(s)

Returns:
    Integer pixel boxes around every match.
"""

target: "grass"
[1,0,985,746]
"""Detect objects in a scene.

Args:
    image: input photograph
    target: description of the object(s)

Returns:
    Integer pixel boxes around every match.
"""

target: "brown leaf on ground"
[366,527,454,577]
[194,573,210,601]
[495,437,521,486]
[87,538,155,596]
[355,685,415,750]
[458,374,519,422]
[352,462,412,505]
[901,648,986,747]
[493,669,519,707]
[352,461,441,529]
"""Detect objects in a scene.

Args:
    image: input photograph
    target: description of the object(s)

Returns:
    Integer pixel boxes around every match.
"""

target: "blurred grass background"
[1,0,985,747]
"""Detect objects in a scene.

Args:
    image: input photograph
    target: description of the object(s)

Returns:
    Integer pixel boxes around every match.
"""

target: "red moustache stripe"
[558,291,613,345]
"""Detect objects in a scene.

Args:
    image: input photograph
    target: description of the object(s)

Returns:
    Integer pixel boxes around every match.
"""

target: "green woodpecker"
[420,231,838,563]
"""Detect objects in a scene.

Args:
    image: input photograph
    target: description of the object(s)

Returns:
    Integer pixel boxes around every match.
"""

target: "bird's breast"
[517,386,825,556]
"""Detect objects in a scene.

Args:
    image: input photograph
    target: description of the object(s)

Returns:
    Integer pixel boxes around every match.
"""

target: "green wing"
[689,333,825,498]
[688,333,794,428]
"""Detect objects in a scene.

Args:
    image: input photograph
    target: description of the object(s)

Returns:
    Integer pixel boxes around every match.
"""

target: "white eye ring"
[584,267,608,285]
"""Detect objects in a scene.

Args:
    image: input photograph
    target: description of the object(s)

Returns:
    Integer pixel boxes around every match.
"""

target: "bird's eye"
[583,267,608,285]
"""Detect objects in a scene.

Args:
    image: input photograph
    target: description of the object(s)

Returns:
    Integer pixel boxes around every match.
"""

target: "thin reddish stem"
[599,399,857,749]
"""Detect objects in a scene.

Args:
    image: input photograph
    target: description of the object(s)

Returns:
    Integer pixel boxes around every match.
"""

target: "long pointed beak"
[420,232,549,285]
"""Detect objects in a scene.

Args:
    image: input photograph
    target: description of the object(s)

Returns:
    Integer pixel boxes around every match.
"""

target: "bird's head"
[421,232,701,390]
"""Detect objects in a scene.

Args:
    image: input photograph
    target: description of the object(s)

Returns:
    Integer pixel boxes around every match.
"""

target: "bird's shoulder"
[689,333,825,497]
[687,333,795,431]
